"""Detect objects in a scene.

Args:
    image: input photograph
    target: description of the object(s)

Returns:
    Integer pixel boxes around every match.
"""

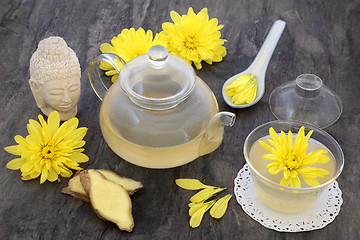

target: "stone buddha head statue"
[29,36,81,121]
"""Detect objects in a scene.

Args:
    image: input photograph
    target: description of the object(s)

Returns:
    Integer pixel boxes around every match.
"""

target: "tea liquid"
[100,113,221,169]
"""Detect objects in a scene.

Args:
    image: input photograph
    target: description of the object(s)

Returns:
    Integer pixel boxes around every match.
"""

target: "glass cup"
[243,120,344,213]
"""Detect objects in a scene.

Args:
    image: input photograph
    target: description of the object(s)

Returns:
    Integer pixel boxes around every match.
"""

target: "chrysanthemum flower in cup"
[243,121,344,213]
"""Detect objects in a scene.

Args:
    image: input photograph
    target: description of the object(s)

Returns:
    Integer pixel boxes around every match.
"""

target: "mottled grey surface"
[0,0,359,239]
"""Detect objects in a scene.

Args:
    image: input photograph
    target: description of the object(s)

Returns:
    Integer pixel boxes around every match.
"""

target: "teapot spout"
[198,112,236,156]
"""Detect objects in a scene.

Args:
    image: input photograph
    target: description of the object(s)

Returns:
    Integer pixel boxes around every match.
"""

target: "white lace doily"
[234,164,343,232]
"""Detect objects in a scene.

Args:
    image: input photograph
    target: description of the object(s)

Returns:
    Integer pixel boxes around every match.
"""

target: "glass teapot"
[88,45,235,168]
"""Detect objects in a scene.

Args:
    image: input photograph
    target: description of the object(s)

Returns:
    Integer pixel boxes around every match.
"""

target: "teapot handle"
[88,53,125,101]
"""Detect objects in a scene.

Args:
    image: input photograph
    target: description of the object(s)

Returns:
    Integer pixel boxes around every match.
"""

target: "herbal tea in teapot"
[89,46,235,168]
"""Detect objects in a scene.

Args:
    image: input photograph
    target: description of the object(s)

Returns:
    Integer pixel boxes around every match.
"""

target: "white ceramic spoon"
[222,20,286,108]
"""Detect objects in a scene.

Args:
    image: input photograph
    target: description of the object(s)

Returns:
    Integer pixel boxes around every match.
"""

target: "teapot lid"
[119,45,196,110]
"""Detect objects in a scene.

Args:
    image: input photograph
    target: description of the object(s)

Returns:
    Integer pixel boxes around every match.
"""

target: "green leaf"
[210,194,232,219]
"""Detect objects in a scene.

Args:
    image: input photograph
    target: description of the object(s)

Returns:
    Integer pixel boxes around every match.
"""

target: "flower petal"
[30,170,41,179]
[268,165,282,175]
[6,158,26,170]
[21,161,34,173]
[47,168,58,182]
[47,111,60,137]
[64,127,88,143]
[27,119,44,145]
[262,154,280,161]
[170,11,182,24]
[190,187,225,203]
[99,61,114,71]
[21,175,32,181]
[175,179,211,190]
[289,176,301,188]
[189,200,216,216]
[4,145,21,155]
[111,74,118,83]
[14,135,26,145]
[189,205,208,228]
[59,167,73,178]
[302,149,330,165]
[280,177,291,187]
[100,43,115,53]
[302,176,321,187]
[69,152,89,163]
[40,168,49,184]
[209,194,232,219]
[297,166,330,178]
[283,169,291,179]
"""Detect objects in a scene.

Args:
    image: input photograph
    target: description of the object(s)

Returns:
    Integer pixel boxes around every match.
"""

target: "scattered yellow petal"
[190,187,225,203]
[189,200,216,216]
[175,179,211,190]
[176,179,231,228]
[188,201,202,208]
[189,204,208,228]
[210,194,232,219]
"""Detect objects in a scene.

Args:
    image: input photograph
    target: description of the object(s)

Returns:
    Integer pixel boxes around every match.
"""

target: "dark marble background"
[0,0,359,239]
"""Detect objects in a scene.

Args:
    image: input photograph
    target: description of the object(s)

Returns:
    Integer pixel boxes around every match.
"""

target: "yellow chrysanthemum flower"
[161,7,227,70]
[259,126,330,188]
[99,27,167,82]
[4,111,88,184]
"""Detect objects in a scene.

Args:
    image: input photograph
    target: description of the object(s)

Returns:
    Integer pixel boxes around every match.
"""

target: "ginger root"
[80,170,134,232]
[62,169,143,202]
[98,169,143,195]
[61,172,89,202]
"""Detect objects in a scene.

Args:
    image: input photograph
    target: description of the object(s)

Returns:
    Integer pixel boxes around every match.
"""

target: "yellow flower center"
[41,145,57,160]
[284,153,301,170]
[184,36,199,50]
